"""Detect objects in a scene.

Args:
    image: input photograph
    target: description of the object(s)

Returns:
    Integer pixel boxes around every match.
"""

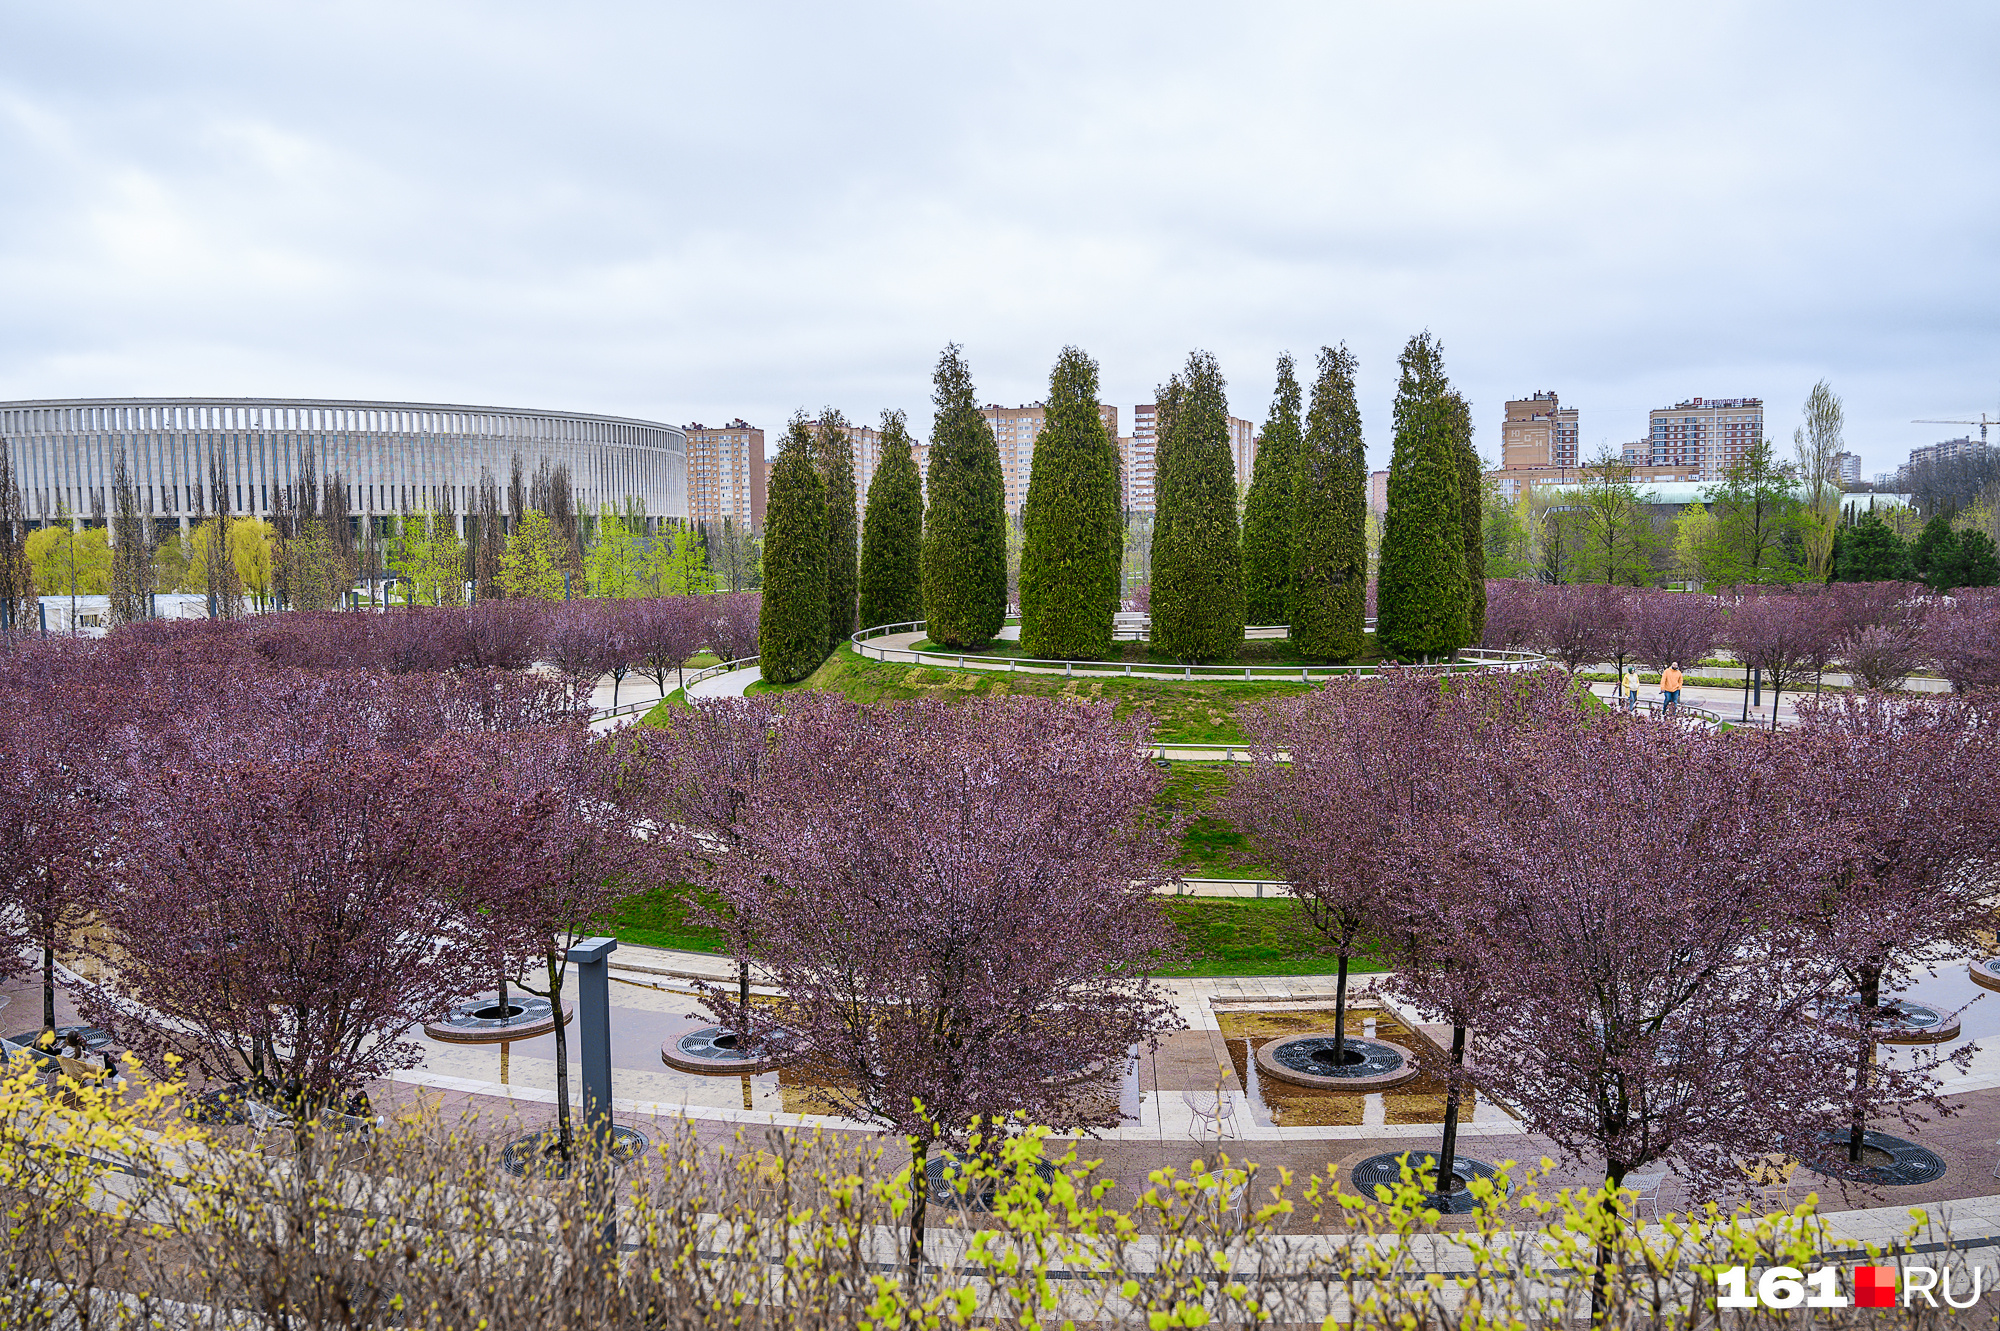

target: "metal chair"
[1622,1170,1669,1222]
[1181,1084,1238,1142]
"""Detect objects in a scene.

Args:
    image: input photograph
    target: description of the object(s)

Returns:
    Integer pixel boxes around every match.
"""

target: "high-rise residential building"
[1836,451,1862,487]
[1645,397,1763,478]
[1907,436,1989,469]
[683,419,765,528]
[982,402,1119,515]
[1500,392,1580,470]
[1116,405,1254,514]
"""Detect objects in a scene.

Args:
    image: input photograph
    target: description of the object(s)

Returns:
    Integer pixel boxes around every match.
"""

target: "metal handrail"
[590,655,761,719]
[847,620,1548,680]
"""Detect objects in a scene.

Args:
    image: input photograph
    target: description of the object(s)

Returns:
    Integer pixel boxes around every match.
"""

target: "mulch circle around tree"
[1818,995,1961,1045]
[1802,1130,1947,1187]
[923,1154,1059,1211]
[499,1124,651,1179]
[423,995,570,1044]
[1255,1034,1418,1092]
[660,1022,797,1075]
[1970,958,2000,994]
[1349,1151,1503,1215]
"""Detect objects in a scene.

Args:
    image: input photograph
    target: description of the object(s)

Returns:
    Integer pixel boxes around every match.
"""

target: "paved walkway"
[14,957,2000,1242]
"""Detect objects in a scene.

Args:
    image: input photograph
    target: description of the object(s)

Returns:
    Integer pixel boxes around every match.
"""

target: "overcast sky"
[2,2,1995,477]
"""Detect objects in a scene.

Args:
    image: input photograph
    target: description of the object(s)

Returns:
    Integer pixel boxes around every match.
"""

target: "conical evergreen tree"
[1150,350,1244,662]
[1290,344,1368,661]
[1448,391,1486,642]
[920,344,1007,648]
[1018,346,1121,660]
[1375,333,1469,660]
[1240,354,1302,626]
[758,414,831,684]
[815,408,859,651]
[858,408,924,629]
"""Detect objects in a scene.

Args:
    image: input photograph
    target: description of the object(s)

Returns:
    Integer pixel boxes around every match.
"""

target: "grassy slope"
[909,633,1385,670]
[726,644,1308,744]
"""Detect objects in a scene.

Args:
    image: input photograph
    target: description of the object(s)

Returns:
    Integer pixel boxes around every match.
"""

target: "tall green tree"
[815,409,859,651]
[1699,438,1805,584]
[1375,332,1469,660]
[1150,350,1244,662]
[1019,346,1122,659]
[1447,390,1486,636]
[1567,447,1659,586]
[759,415,831,683]
[586,499,648,597]
[858,408,924,628]
[1290,344,1367,661]
[1240,354,1302,625]
[920,344,1007,648]
[498,510,567,600]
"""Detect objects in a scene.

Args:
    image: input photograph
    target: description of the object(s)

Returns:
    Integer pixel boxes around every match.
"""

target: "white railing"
[590,656,761,721]
[848,621,1547,681]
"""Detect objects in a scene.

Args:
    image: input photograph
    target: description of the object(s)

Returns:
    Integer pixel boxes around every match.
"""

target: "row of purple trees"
[1485,579,2000,722]
[1226,668,2000,1217]
[107,592,761,703]
[0,633,1184,1233]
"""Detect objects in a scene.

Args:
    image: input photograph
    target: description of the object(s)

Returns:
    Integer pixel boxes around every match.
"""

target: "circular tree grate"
[1350,1151,1502,1214]
[1802,1131,1946,1187]
[500,1124,650,1179]
[924,1154,1058,1211]
[424,995,568,1044]
[1257,1034,1417,1092]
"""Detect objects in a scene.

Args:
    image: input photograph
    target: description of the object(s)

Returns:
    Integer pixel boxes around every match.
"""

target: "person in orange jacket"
[1660,662,1684,715]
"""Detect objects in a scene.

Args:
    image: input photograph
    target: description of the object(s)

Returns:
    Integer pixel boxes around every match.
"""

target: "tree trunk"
[738,959,751,1040]
[1592,1161,1628,1325]
[906,1136,931,1290]
[1769,682,1784,731]
[1851,965,1881,1165]
[1433,1024,1467,1197]
[549,947,574,1162]
[41,941,55,1033]
[1331,951,1351,1065]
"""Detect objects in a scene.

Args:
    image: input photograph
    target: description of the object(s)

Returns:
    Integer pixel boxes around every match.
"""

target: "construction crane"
[1913,413,2000,444]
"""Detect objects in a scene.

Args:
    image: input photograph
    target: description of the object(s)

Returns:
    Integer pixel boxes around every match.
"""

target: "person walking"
[1621,666,1641,714]
[1660,661,1684,716]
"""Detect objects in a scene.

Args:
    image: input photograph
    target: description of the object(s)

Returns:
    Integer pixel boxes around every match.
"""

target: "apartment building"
[682,419,765,528]
[1369,469,1390,516]
[982,402,1120,515]
[1836,451,1862,487]
[1118,404,1255,514]
[1500,392,1581,470]
[1645,397,1764,478]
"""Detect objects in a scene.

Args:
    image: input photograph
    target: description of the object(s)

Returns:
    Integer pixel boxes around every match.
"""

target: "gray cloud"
[1,0,1995,476]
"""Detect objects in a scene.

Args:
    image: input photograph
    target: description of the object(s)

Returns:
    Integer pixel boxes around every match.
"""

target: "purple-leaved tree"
[1785,691,2000,1165]
[89,746,486,1153]
[690,694,1183,1279]
[1390,714,1854,1203]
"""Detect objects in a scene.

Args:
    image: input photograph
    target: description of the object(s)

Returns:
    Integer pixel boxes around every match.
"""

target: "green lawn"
[908,634,1383,670]
[734,645,1308,745]
[1152,896,1366,977]
[1160,762,1271,879]
[601,881,1348,979]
